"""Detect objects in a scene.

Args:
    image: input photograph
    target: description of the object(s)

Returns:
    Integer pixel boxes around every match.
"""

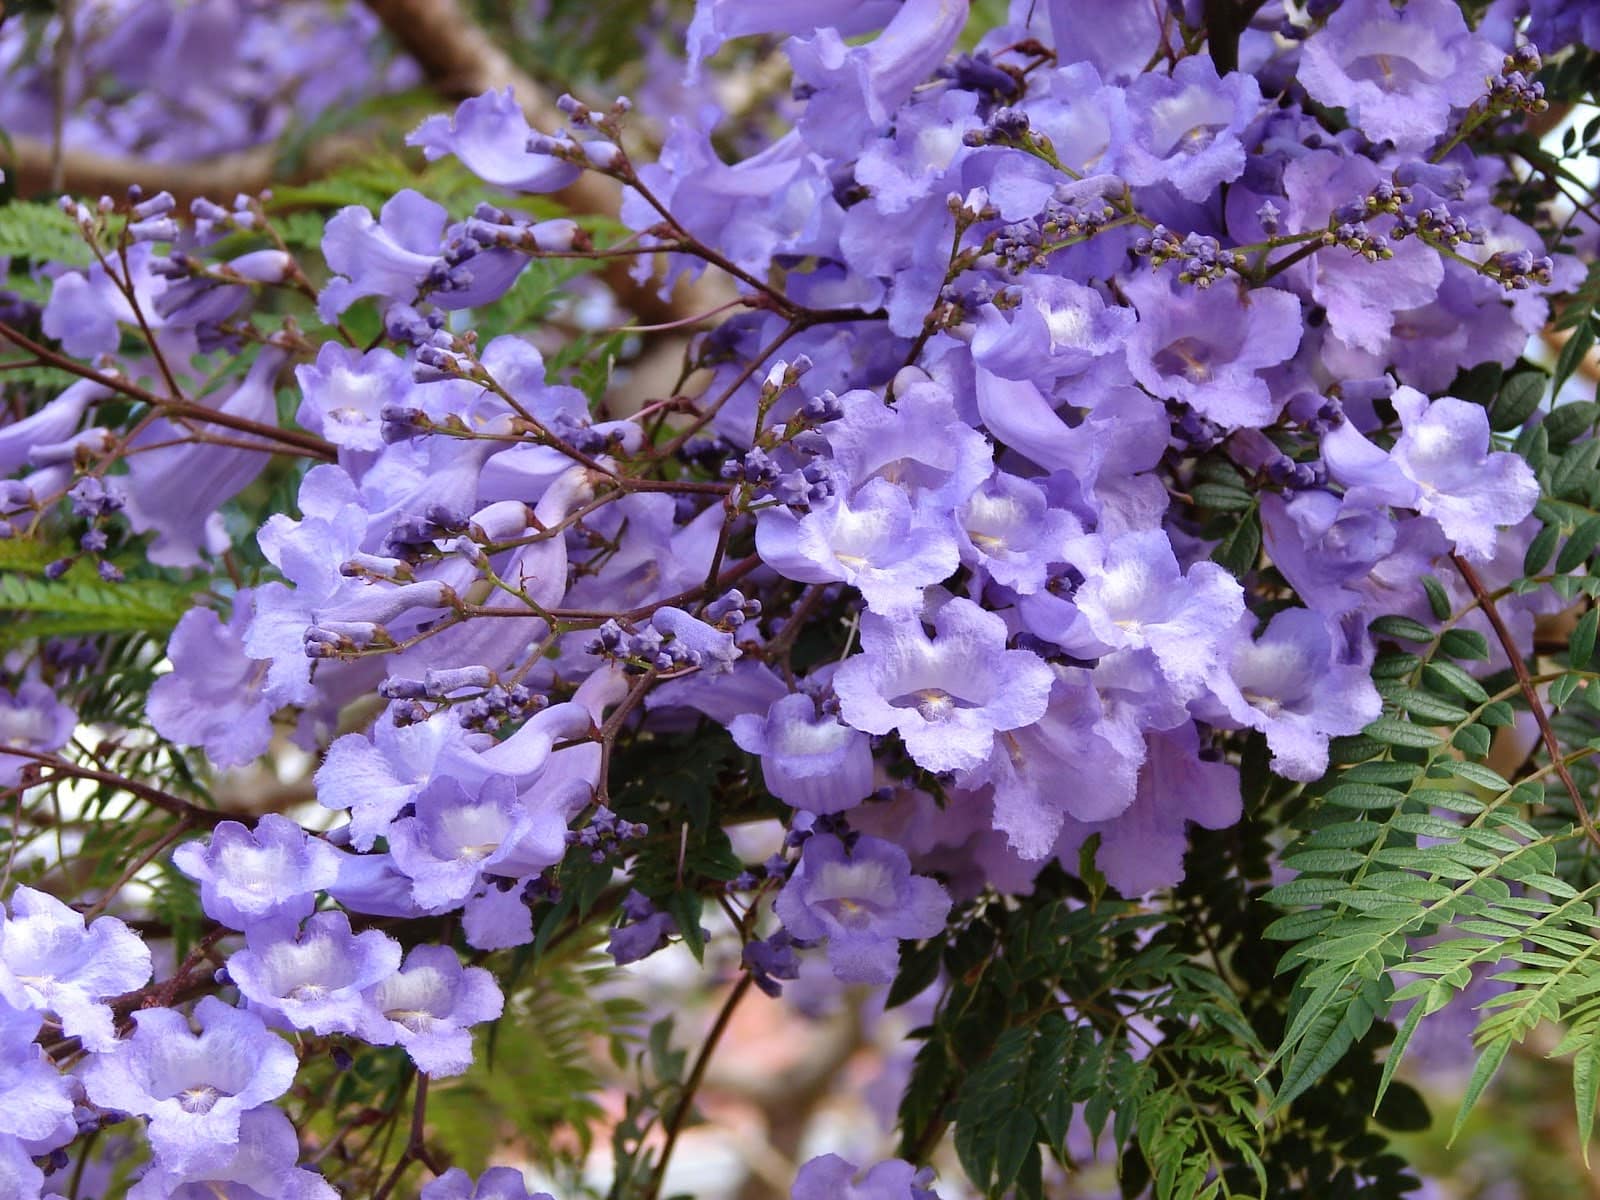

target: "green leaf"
[1525,522,1561,575]
[1450,1036,1512,1144]
[1211,507,1261,578]
[1422,661,1490,704]
[1553,439,1600,501]
[1493,370,1547,431]
[1365,718,1444,748]
[1573,609,1600,670]
[1559,516,1600,574]
[1191,482,1255,512]
[1554,329,1598,403]
[1421,575,1452,622]
[1368,615,1434,643]
[0,572,195,646]
[1438,628,1491,661]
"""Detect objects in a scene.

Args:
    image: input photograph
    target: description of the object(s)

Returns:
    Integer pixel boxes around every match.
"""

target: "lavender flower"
[0,886,152,1052]
[171,815,341,932]
[83,997,298,1174]
[774,833,949,984]
[729,692,874,813]
[227,911,401,1038]
[790,1152,941,1200]
[362,944,503,1077]
[833,598,1053,775]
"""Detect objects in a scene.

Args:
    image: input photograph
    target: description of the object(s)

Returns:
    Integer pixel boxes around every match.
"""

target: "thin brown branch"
[644,971,757,1200]
[7,748,229,829]
[1451,552,1600,852]
[0,319,337,461]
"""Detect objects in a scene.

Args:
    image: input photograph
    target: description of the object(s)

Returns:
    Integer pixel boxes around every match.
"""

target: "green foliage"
[0,568,198,649]
[0,199,93,266]
[430,948,643,1181]
[1266,386,1600,1167]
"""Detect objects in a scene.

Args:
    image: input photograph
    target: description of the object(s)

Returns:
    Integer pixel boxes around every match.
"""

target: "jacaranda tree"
[2,0,1600,1196]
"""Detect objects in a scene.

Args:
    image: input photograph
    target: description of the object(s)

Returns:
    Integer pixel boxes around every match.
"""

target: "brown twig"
[1451,552,1600,852]
[7,748,229,828]
[0,319,337,460]
[644,971,757,1200]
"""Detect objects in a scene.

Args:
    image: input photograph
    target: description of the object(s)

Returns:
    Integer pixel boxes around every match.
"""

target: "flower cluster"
[0,0,1590,1195]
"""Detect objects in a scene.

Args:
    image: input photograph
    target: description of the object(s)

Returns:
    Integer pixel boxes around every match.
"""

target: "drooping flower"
[83,997,298,1174]
[127,1105,337,1200]
[361,944,503,1077]
[1321,387,1539,561]
[227,911,401,1038]
[421,1165,556,1200]
[0,886,152,1052]
[729,691,875,814]
[1299,0,1500,152]
[1123,273,1302,429]
[0,678,76,789]
[171,814,342,932]
[790,1153,941,1200]
[408,87,581,193]
[833,598,1053,775]
[1121,54,1261,201]
[1204,608,1383,781]
[148,596,276,770]
[774,833,950,984]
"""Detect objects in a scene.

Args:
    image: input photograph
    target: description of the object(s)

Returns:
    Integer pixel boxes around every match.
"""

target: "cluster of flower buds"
[1488,47,1548,113]
[1135,227,1248,285]
[568,805,649,864]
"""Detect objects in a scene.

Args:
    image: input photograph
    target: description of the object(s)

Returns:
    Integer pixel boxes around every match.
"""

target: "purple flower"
[83,997,297,1174]
[790,1153,941,1200]
[421,1165,554,1200]
[787,0,971,159]
[408,88,581,193]
[606,892,682,966]
[956,471,1080,595]
[1299,0,1500,152]
[755,477,961,614]
[148,597,275,770]
[1322,386,1539,561]
[729,692,875,814]
[1043,0,1170,84]
[1057,725,1241,895]
[1283,151,1444,354]
[362,944,503,1077]
[1121,55,1260,201]
[1205,609,1382,781]
[294,343,412,452]
[686,0,902,81]
[0,886,151,1053]
[970,276,1135,386]
[121,349,285,567]
[387,773,567,910]
[0,678,76,789]
[0,1005,75,1145]
[227,911,401,1038]
[171,814,341,932]
[127,1104,337,1200]
[317,190,525,321]
[1063,530,1246,694]
[0,378,107,477]
[774,833,950,984]
[985,672,1146,859]
[0,1134,42,1200]
[314,711,488,851]
[1123,274,1301,429]
[834,598,1053,774]
[854,88,982,214]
